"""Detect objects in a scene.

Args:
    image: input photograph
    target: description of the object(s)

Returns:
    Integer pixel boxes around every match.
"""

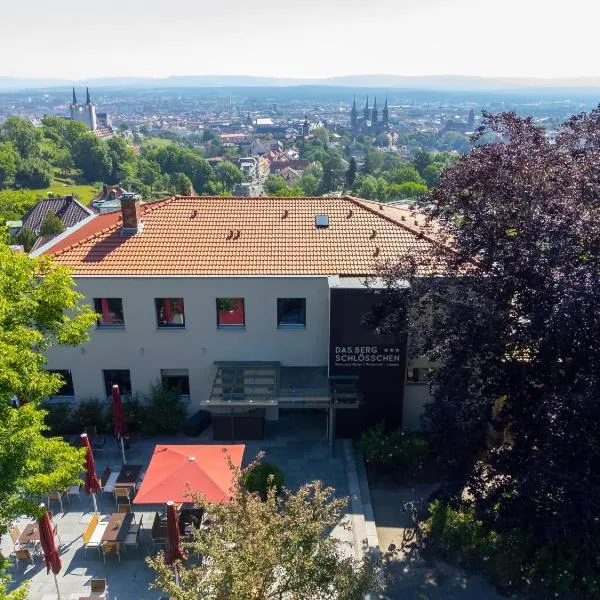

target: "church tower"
[86,87,97,131]
[350,96,358,131]
[467,108,475,129]
[302,114,310,138]
[382,96,389,130]
[69,87,97,131]
[363,96,370,122]
[371,97,378,125]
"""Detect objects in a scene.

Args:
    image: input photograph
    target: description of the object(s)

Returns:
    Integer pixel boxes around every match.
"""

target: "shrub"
[243,462,284,500]
[358,422,429,474]
[106,393,147,434]
[141,383,186,435]
[72,399,108,433]
[42,402,74,435]
[423,501,600,596]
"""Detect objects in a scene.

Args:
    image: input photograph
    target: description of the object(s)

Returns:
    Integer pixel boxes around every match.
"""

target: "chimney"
[121,193,142,234]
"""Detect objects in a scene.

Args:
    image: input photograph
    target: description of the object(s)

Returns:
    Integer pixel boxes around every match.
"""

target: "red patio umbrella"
[166,500,187,587]
[166,500,187,565]
[38,504,62,598]
[112,384,128,464]
[81,433,100,514]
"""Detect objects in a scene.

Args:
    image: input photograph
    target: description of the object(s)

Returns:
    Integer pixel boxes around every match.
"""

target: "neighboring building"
[91,185,140,212]
[35,196,452,438]
[15,195,94,251]
[439,109,475,135]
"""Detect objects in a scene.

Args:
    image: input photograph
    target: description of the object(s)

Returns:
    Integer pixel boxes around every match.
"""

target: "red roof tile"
[42,196,451,276]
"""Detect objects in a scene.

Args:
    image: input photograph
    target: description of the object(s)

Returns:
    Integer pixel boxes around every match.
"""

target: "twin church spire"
[351,95,389,132]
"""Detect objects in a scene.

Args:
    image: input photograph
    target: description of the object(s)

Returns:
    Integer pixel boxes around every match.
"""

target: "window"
[216,298,245,328]
[407,367,436,383]
[161,369,190,399]
[155,298,185,328]
[277,298,306,329]
[94,298,124,327]
[47,369,75,397]
[103,369,131,397]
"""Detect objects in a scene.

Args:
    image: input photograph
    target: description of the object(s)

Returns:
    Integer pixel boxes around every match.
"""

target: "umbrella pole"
[174,563,180,587]
[92,492,98,515]
[120,436,127,465]
[53,572,61,599]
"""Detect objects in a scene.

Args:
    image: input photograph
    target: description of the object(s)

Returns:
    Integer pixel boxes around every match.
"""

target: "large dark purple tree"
[373,110,600,594]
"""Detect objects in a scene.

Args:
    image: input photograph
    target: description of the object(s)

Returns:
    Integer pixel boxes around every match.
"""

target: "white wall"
[45,276,330,410]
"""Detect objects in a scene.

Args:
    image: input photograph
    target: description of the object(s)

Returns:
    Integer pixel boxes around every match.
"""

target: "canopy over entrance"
[133,444,244,505]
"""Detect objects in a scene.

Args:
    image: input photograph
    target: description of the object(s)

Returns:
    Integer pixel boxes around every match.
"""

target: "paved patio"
[1,411,360,599]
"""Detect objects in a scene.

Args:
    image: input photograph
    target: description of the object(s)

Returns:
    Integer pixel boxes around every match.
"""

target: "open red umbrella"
[81,433,100,514]
[38,504,62,598]
[112,384,128,464]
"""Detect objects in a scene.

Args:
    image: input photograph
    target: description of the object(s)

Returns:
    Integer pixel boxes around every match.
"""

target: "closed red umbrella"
[81,433,99,514]
[165,500,187,566]
[112,384,128,464]
[38,504,62,598]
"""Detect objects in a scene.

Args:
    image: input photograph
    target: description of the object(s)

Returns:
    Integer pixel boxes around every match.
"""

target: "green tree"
[345,157,357,188]
[412,150,432,176]
[264,176,288,196]
[354,174,378,199]
[0,190,41,222]
[321,156,345,193]
[311,127,330,146]
[39,212,65,236]
[106,136,137,184]
[214,161,244,193]
[72,134,112,182]
[147,455,386,600]
[170,172,193,195]
[387,181,427,199]
[375,133,390,148]
[54,148,74,178]
[13,227,36,252]
[15,158,53,188]
[363,151,384,175]
[386,165,424,185]
[1,116,41,159]
[0,142,19,188]
[0,243,95,595]
[299,173,319,196]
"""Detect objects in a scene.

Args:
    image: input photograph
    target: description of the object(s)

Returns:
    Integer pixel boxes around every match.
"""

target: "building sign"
[329,285,408,432]
[333,345,403,368]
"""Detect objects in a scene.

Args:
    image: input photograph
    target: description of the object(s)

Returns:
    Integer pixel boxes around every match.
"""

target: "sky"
[1,0,598,80]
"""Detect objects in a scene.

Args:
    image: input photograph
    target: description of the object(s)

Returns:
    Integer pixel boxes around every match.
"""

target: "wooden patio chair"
[47,491,65,513]
[14,548,34,569]
[100,542,120,564]
[90,578,108,597]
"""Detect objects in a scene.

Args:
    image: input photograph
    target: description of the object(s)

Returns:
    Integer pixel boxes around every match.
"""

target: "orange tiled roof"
[42,196,453,276]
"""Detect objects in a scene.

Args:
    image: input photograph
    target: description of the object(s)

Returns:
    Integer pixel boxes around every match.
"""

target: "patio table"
[115,464,142,488]
[101,512,134,543]
[18,522,39,546]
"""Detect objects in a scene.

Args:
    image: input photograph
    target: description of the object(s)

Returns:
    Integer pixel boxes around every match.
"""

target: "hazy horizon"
[1,0,597,81]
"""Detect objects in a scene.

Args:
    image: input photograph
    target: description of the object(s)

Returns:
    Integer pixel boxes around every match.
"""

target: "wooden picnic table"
[115,464,142,488]
[101,512,134,543]
[18,522,39,546]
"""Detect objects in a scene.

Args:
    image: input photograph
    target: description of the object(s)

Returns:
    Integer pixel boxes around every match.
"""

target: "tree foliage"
[371,109,600,595]
[148,454,386,600]
[0,243,94,596]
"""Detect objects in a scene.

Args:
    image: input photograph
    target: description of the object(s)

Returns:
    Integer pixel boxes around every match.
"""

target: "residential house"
[16,195,94,252]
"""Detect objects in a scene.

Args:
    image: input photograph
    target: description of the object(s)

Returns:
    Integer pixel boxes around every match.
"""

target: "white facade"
[46,275,331,406]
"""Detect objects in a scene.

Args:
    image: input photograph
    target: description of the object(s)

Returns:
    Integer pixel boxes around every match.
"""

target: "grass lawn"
[141,136,175,150]
[41,174,101,205]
